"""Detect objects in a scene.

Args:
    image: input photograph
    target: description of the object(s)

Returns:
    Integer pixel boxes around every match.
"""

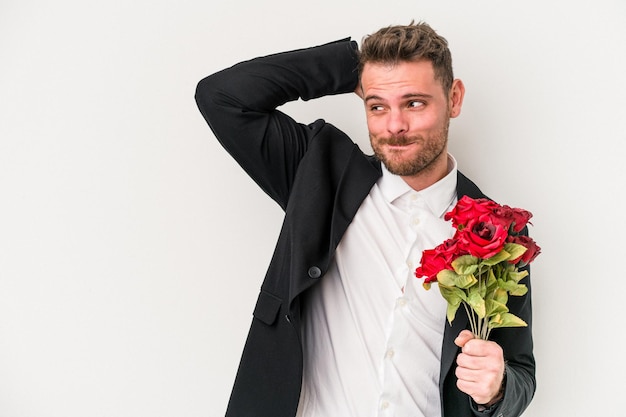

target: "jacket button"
[307,266,322,279]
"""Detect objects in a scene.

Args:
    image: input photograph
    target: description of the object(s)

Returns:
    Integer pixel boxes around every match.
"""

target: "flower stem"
[462,302,478,338]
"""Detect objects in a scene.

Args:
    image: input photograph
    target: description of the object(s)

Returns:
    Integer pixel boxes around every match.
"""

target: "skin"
[455,330,505,406]
[358,59,464,191]
[358,60,505,406]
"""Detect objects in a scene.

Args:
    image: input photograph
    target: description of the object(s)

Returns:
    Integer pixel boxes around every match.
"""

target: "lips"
[384,139,418,151]
[381,135,419,147]
[387,141,415,148]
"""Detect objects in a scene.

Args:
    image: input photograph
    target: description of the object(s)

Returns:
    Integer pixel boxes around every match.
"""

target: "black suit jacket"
[196,39,535,417]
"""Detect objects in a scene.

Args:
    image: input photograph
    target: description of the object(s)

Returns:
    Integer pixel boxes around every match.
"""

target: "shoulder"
[306,121,364,159]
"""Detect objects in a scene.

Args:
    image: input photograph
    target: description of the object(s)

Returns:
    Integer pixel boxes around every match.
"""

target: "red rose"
[488,205,516,232]
[415,249,447,283]
[415,242,454,283]
[507,235,541,266]
[479,204,532,234]
[416,238,466,283]
[445,196,498,229]
[510,207,533,233]
[437,238,465,262]
[457,220,508,259]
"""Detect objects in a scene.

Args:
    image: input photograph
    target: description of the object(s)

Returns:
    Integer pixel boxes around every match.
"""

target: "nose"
[387,110,408,135]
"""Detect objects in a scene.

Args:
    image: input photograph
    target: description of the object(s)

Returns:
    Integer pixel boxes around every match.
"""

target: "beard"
[370,123,449,177]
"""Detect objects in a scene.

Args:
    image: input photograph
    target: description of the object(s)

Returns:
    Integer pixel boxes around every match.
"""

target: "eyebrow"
[364,93,434,103]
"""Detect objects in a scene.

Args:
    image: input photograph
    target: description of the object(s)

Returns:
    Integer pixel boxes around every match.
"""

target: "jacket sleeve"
[195,39,360,210]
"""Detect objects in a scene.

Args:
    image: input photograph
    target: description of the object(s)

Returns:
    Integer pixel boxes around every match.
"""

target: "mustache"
[376,135,421,146]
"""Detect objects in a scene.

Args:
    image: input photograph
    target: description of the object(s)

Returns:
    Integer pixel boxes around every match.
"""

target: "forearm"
[194,39,360,207]
[195,38,359,146]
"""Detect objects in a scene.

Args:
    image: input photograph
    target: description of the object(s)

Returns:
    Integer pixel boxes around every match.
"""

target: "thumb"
[454,330,475,348]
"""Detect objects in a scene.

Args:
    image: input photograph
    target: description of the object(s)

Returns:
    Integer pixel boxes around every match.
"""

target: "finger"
[456,351,478,370]
[455,367,503,405]
[463,339,504,359]
[456,378,493,405]
[454,329,475,348]
[455,362,478,382]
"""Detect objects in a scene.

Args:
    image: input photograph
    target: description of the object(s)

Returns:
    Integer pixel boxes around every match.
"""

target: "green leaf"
[508,270,529,283]
[498,279,519,293]
[451,255,479,275]
[479,280,488,299]
[467,293,486,318]
[447,302,461,325]
[455,273,477,289]
[509,284,528,297]
[490,312,528,328]
[485,298,509,316]
[493,288,509,305]
[437,270,458,287]
[438,284,466,306]
[486,268,498,288]
[498,279,528,296]
[439,285,466,325]
[504,243,527,261]
[482,249,510,266]
[468,283,482,299]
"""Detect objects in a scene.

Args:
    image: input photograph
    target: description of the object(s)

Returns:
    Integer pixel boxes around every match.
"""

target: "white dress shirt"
[296,155,459,417]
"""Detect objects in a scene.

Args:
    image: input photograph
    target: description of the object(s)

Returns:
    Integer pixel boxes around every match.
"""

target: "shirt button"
[412,217,420,225]
[385,348,395,359]
[397,298,407,307]
[381,400,390,410]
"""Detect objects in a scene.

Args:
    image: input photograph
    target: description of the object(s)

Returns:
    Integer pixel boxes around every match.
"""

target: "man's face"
[360,60,464,188]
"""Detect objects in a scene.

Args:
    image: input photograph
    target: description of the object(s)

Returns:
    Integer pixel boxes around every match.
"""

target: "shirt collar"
[378,154,458,218]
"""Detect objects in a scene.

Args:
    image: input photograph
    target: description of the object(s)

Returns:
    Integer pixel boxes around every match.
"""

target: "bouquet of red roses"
[415,196,540,340]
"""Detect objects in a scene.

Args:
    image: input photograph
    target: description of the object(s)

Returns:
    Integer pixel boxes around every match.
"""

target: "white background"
[1,0,625,415]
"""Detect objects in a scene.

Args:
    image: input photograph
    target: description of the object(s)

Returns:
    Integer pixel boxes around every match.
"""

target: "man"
[196,22,535,417]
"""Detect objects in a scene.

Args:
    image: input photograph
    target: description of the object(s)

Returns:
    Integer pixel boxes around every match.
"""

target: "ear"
[448,79,465,118]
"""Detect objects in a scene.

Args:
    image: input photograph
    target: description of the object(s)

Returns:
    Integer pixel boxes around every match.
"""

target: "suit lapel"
[330,148,381,250]
[287,147,381,306]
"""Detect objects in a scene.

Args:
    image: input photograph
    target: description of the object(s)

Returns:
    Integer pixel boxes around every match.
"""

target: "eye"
[408,101,425,108]
[370,105,385,112]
